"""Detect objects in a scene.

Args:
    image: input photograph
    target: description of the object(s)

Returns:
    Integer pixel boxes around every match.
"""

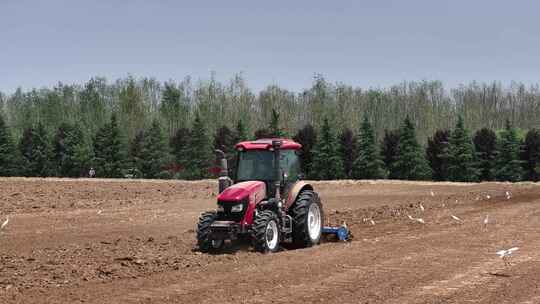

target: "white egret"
[0,217,9,230]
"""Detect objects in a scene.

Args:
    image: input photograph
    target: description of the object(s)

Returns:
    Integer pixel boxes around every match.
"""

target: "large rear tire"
[196,211,218,252]
[253,210,280,253]
[291,190,323,247]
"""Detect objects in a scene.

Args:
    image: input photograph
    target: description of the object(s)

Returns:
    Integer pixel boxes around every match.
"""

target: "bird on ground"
[505,191,512,200]
[496,247,519,266]
[486,194,491,199]
[419,203,425,212]
[407,215,425,224]
[97,210,103,215]
[1,217,9,230]
[370,219,376,226]
[483,215,489,231]
[451,215,463,222]
[430,190,435,197]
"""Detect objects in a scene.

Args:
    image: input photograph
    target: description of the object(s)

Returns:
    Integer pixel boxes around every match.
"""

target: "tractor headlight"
[216,205,224,212]
[231,204,243,212]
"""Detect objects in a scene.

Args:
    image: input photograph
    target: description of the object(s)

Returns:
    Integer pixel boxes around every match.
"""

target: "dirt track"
[1,178,539,304]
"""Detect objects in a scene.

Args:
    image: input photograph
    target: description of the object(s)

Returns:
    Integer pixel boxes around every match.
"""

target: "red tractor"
[197,138,323,253]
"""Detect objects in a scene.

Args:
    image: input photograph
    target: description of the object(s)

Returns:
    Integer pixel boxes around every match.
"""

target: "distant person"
[89,167,96,178]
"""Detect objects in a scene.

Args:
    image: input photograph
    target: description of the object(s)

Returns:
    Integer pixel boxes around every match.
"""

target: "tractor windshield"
[236,150,275,181]
[236,150,300,182]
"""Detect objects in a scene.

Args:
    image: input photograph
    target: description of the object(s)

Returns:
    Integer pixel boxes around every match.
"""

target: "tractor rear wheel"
[196,211,220,252]
[292,190,323,247]
[253,210,280,253]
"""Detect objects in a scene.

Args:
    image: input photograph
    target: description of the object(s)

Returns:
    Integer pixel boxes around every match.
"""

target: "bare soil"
[1,178,539,303]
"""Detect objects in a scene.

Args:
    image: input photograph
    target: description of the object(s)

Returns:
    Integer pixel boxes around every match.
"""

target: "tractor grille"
[217,198,249,222]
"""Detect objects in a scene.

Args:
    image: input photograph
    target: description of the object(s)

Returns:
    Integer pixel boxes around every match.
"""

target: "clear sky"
[1,0,539,93]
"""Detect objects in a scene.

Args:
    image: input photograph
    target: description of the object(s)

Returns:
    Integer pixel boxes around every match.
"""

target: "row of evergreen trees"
[300,116,539,182]
[0,109,539,181]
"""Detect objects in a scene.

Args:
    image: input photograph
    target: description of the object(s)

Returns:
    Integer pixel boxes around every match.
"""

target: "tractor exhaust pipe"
[215,149,232,193]
[271,140,282,201]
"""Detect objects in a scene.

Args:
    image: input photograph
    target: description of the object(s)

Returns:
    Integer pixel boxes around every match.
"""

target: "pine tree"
[353,116,385,179]
[233,119,248,144]
[523,129,540,181]
[0,114,19,176]
[93,113,126,178]
[311,118,344,180]
[293,124,317,178]
[19,123,51,177]
[184,112,213,179]
[52,122,90,177]
[129,130,145,176]
[448,117,478,182]
[269,109,285,137]
[473,128,497,181]
[338,128,357,178]
[140,119,171,178]
[426,130,450,181]
[254,128,272,139]
[171,127,191,169]
[393,117,431,180]
[495,120,524,182]
[381,129,400,179]
[214,125,235,157]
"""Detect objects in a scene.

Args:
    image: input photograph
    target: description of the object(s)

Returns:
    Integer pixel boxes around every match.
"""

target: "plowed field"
[1,178,539,303]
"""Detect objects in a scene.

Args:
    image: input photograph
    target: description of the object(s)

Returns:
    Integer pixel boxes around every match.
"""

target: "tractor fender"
[285,181,314,210]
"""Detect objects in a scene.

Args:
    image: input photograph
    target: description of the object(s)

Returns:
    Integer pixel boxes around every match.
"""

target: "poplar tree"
[448,117,478,182]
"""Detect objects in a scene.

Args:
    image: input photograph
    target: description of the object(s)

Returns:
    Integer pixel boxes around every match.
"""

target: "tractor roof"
[235,138,302,151]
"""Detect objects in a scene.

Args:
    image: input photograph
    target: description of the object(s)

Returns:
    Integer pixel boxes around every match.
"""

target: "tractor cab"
[234,139,301,198]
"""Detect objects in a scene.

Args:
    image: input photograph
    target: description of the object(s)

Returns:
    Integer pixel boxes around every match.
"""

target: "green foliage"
[182,112,213,179]
[311,118,344,180]
[473,128,497,181]
[269,109,286,138]
[233,119,248,144]
[392,117,431,180]
[139,120,171,178]
[353,116,385,179]
[52,122,91,177]
[93,114,126,178]
[448,117,478,182]
[523,129,540,181]
[495,120,524,182]
[426,130,450,181]
[338,128,357,178]
[19,123,51,177]
[381,129,400,179]
[293,124,317,178]
[0,114,19,176]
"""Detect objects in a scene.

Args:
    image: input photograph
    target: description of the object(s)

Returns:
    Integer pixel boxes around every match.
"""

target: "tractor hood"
[217,181,266,203]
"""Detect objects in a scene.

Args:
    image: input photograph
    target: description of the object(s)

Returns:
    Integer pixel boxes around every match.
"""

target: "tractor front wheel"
[196,211,220,252]
[253,210,280,253]
[292,190,323,247]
